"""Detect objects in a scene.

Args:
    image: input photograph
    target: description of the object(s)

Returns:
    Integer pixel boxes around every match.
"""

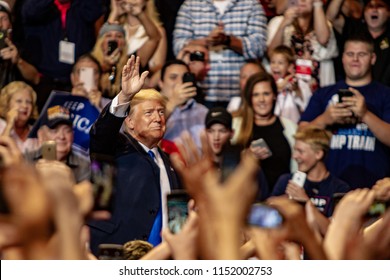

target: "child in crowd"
[269,45,312,123]
[271,126,350,217]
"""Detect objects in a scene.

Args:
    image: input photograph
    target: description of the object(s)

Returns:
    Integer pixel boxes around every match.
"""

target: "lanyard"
[54,0,71,32]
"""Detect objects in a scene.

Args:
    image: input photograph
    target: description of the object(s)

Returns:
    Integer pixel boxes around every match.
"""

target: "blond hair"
[90,35,128,99]
[0,81,39,120]
[294,126,332,155]
[117,0,162,26]
[129,88,166,115]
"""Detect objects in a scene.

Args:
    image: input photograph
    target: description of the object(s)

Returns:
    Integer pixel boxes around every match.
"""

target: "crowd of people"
[1,0,390,260]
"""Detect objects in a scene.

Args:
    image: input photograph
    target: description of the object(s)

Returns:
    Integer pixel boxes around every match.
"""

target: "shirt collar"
[178,98,195,111]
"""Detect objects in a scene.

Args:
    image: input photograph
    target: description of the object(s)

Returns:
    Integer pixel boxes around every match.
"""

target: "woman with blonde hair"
[0,81,39,152]
[108,0,163,77]
[91,22,128,98]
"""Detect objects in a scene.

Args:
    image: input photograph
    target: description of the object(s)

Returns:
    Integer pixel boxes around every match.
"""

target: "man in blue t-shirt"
[272,126,350,217]
[300,35,390,189]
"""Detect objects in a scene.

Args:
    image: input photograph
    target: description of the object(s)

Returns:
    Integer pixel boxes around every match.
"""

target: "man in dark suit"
[87,56,180,256]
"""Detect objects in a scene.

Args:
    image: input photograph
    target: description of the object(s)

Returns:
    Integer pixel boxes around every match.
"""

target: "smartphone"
[167,190,190,234]
[367,200,390,218]
[41,141,57,160]
[90,153,116,212]
[98,244,124,260]
[107,40,118,56]
[79,67,95,92]
[189,51,205,62]
[247,203,284,228]
[251,138,272,158]
[182,72,196,86]
[287,0,298,8]
[332,193,390,218]
[338,89,354,103]
[220,144,241,182]
[291,171,307,188]
[0,30,7,50]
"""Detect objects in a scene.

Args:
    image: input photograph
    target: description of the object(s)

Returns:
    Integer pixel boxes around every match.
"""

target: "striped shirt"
[173,0,267,102]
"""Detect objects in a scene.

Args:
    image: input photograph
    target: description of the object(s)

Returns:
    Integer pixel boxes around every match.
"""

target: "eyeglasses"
[344,51,371,59]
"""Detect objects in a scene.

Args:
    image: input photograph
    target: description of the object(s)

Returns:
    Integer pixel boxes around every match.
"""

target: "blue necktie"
[147,150,162,246]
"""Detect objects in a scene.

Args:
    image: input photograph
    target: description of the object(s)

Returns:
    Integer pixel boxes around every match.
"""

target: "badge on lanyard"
[59,40,75,64]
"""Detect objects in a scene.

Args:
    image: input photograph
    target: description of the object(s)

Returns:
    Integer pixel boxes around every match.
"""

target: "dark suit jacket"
[87,104,181,255]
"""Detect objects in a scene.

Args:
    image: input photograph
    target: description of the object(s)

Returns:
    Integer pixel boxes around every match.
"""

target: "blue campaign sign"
[29,91,100,156]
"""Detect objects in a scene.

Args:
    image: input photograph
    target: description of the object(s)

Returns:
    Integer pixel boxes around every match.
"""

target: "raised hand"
[5,106,18,126]
[161,211,199,260]
[119,55,149,104]
[171,131,259,259]
[324,188,375,259]
[0,38,19,64]
[0,136,23,166]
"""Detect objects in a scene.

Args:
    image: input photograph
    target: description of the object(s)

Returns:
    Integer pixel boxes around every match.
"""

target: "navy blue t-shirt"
[272,173,350,217]
[300,81,390,189]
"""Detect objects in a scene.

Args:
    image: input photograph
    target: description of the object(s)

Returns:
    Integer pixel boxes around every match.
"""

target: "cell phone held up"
[332,192,390,218]
[247,203,284,228]
[79,67,95,92]
[41,140,57,161]
[167,190,190,234]
[189,51,205,62]
[338,89,354,103]
[287,0,298,8]
[107,40,118,56]
[98,244,124,260]
[291,171,307,188]
[90,153,116,212]
[182,72,196,86]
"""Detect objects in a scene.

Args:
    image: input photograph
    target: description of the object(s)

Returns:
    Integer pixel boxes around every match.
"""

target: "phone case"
[288,0,297,8]
[98,244,124,260]
[41,141,57,161]
[338,89,354,103]
[291,171,307,188]
[79,67,95,92]
[247,203,284,228]
[251,138,272,157]
[167,190,190,234]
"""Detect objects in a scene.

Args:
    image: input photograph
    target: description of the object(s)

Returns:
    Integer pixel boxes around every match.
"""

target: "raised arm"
[326,0,346,34]
[267,8,299,56]
[90,55,148,155]
[130,1,161,68]
[313,1,330,46]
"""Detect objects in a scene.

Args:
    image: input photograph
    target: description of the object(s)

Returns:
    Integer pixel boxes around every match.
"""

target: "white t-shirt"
[213,0,231,15]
